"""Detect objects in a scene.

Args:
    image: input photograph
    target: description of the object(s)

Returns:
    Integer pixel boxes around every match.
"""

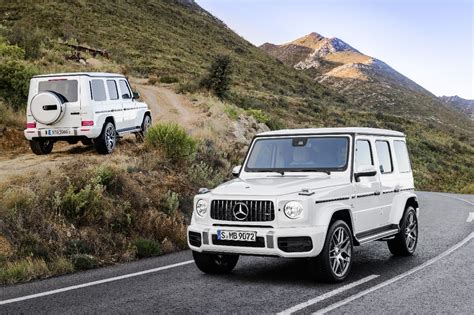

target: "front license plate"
[44,129,72,136]
[217,230,257,242]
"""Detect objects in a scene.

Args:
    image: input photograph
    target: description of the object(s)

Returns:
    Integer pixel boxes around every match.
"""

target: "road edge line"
[277,274,379,315]
[0,260,194,305]
[313,232,474,314]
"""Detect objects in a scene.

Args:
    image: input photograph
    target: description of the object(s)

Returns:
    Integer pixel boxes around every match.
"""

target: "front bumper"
[24,127,102,140]
[187,224,327,258]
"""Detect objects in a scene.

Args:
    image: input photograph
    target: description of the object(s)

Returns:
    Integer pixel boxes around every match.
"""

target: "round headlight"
[284,201,303,219]
[196,199,208,216]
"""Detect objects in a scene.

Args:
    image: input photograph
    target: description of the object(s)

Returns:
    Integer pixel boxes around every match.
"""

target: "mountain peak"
[288,32,325,49]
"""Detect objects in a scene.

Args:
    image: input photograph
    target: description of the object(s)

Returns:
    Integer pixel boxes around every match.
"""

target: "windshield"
[245,136,349,172]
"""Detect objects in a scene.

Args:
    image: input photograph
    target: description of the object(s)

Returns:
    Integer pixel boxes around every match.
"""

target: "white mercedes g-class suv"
[24,72,151,155]
[188,127,419,282]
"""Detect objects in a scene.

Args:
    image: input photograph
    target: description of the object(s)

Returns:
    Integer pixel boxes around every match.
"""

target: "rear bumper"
[24,127,102,140]
[187,224,327,258]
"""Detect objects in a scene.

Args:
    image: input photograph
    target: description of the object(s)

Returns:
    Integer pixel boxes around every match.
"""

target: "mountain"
[260,32,470,129]
[439,95,474,119]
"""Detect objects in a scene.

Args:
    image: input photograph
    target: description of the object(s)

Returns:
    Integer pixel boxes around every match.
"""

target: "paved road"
[1,192,473,314]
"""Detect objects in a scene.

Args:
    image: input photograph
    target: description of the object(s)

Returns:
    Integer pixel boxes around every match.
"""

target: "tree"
[200,54,232,99]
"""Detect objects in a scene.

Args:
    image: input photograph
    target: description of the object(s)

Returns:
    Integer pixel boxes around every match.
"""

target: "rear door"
[374,139,398,226]
[90,78,124,130]
[353,137,384,233]
[118,79,136,131]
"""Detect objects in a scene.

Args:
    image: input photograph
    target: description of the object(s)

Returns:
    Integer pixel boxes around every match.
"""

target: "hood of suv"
[211,175,346,196]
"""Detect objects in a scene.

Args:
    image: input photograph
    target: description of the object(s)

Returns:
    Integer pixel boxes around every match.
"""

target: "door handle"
[374,190,381,196]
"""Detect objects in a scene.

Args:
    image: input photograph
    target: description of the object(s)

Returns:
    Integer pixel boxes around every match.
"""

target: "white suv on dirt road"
[24,72,151,154]
[188,127,419,282]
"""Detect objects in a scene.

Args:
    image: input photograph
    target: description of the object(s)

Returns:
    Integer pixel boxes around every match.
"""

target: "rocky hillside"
[260,33,471,131]
[439,95,474,119]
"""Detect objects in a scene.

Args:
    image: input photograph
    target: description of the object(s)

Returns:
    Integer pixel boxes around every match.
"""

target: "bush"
[0,59,37,110]
[0,258,49,284]
[162,191,179,215]
[133,239,161,258]
[246,108,270,124]
[200,54,232,99]
[159,75,178,84]
[60,184,105,223]
[145,122,196,162]
[7,26,44,59]
[71,254,98,270]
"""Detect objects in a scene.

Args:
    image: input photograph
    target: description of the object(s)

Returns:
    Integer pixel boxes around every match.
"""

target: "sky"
[196,0,474,99]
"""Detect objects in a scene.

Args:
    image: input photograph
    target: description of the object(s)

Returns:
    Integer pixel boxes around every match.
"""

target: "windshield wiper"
[289,169,331,175]
[252,170,285,176]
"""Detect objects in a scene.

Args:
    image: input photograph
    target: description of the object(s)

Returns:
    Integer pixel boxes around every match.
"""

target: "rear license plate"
[44,129,72,136]
[217,230,257,242]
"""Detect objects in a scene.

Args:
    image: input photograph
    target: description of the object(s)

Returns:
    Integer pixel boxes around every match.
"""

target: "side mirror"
[232,165,242,177]
[354,165,377,182]
[132,91,140,100]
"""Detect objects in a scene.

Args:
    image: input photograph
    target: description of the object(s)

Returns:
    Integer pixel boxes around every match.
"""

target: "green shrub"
[71,254,98,270]
[0,59,37,110]
[18,234,49,260]
[7,26,44,59]
[162,191,179,215]
[0,258,49,284]
[200,54,233,99]
[60,184,104,222]
[145,122,196,161]
[224,105,240,120]
[0,41,25,59]
[246,108,270,124]
[133,239,161,258]
[159,75,178,84]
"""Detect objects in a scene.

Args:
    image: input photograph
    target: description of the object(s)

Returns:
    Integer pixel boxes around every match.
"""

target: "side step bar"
[356,224,399,245]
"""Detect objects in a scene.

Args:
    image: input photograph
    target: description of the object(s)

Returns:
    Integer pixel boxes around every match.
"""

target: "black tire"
[94,121,117,154]
[387,206,418,256]
[310,220,353,283]
[29,139,54,155]
[192,251,239,274]
[135,114,152,142]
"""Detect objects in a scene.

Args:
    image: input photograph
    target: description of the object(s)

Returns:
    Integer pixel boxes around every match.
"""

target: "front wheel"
[30,139,54,155]
[94,122,117,154]
[310,220,353,282]
[192,251,239,274]
[387,206,418,256]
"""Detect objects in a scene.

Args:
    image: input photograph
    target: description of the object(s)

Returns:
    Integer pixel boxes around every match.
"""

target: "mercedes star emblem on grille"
[233,202,249,220]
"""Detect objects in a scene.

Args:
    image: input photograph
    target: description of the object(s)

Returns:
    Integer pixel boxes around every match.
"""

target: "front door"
[352,138,383,234]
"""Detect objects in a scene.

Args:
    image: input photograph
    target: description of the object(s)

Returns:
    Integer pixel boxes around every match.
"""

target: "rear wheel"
[94,122,116,154]
[30,139,54,155]
[310,220,353,283]
[192,251,239,274]
[387,206,418,256]
[135,114,152,142]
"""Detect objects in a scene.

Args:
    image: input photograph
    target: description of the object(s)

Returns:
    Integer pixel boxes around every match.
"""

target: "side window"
[355,140,373,169]
[106,80,119,100]
[119,80,131,99]
[375,140,393,174]
[394,140,411,173]
[90,79,107,101]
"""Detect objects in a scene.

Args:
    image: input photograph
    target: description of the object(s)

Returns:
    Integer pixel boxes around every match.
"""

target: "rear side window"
[119,80,131,99]
[394,140,411,173]
[38,80,78,102]
[107,80,119,100]
[355,140,373,169]
[90,79,107,101]
[375,141,393,174]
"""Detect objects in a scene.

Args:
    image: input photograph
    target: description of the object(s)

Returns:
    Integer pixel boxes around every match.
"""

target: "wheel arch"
[316,204,356,244]
[389,192,419,226]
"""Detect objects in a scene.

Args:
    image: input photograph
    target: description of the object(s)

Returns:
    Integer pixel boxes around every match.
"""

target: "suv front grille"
[210,200,275,222]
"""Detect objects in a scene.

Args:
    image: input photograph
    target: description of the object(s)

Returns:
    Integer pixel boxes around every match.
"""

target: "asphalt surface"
[1,192,473,314]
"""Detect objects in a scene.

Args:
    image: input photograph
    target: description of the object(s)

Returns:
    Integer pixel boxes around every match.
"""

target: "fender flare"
[388,192,418,225]
[313,202,355,235]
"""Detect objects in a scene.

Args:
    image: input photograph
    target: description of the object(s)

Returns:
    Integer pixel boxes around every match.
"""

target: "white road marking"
[313,232,474,314]
[0,260,194,306]
[467,213,474,223]
[434,193,474,206]
[277,275,379,315]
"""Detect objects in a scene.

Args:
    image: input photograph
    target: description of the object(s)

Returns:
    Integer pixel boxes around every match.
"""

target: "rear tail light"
[26,122,36,129]
[81,120,94,126]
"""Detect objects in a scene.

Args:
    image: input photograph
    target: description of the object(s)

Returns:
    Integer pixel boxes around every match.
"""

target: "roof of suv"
[257,127,405,137]
[32,72,125,79]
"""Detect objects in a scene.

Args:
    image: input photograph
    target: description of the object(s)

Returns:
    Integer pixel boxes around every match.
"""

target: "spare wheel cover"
[30,92,65,125]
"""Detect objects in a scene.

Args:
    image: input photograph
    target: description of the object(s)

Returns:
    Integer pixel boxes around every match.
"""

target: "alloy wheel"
[404,211,418,252]
[105,124,116,151]
[329,226,352,277]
